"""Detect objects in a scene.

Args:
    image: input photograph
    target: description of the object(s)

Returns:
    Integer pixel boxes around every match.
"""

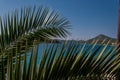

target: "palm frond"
[0,6,70,54]
[4,40,120,80]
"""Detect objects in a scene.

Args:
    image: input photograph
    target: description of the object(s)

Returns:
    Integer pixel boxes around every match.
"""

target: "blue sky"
[0,0,118,40]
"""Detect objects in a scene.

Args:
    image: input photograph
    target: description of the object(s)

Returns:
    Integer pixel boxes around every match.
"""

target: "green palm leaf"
[0,6,70,80]
[0,6,70,54]
[4,40,120,80]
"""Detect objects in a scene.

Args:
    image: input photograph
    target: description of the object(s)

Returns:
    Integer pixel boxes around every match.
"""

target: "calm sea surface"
[26,43,115,66]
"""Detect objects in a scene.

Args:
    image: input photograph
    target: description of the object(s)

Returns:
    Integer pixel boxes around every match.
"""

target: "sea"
[26,42,116,66]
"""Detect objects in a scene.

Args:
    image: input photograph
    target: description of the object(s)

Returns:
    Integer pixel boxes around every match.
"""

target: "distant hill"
[51,34,117,45]
[86,34,117,45]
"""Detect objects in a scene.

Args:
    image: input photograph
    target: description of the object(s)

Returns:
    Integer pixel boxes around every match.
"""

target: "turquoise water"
[26,42,115,66]
[27,43,115,67]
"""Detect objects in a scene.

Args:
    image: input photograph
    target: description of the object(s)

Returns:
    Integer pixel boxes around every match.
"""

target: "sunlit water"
[26,42,115,67]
